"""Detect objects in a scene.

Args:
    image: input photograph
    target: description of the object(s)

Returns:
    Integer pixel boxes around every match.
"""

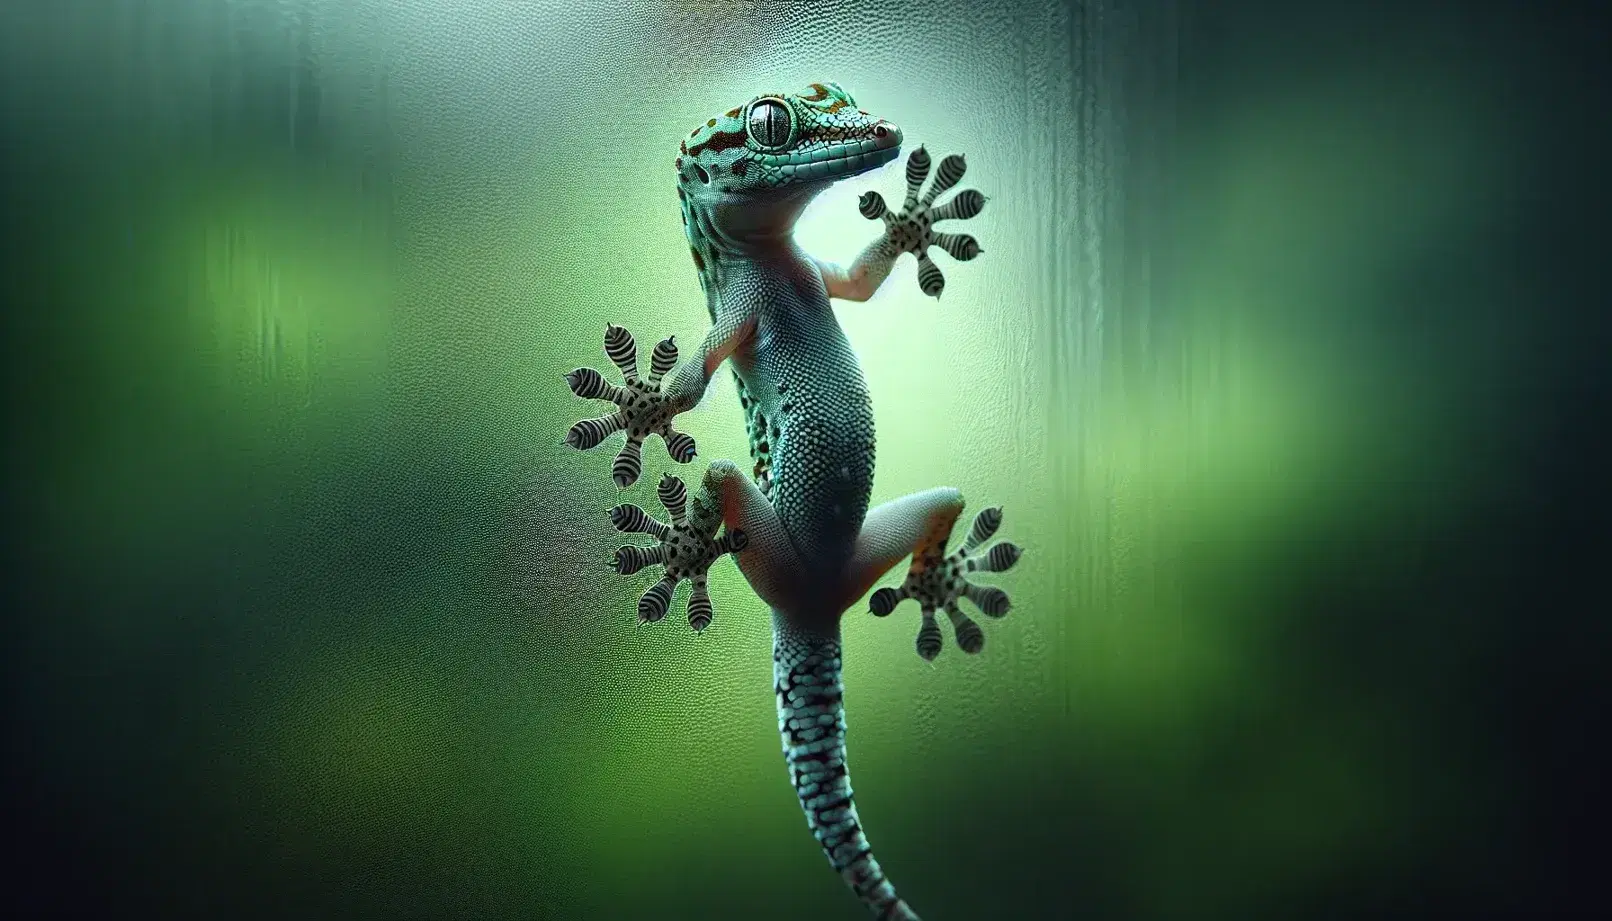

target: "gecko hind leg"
[697,459,802,614]
[611,462,802,629]
[849,493,1022,660]
[609,472,748,630]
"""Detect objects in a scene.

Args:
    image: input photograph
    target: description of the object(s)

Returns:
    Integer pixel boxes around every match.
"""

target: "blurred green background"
[4,1,1602,919]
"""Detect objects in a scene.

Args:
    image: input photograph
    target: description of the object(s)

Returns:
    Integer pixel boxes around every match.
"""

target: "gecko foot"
[609,472,748,631]
[565,323,698,489]
[870,505,1021,660]
[858,145,986,299]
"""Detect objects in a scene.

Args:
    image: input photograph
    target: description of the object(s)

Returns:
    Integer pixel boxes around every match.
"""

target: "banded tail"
[773,614,921,921]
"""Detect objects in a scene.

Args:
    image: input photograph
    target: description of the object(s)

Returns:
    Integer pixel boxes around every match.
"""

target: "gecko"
[562,82,1023,921]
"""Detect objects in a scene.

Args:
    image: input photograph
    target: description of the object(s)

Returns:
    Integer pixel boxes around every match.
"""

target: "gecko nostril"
[873,124,887,138]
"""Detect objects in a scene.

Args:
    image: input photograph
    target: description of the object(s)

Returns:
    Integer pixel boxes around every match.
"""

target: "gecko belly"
[748,325,876,591]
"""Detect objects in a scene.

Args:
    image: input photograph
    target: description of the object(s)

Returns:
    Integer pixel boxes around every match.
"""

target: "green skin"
[564,82,1022,921]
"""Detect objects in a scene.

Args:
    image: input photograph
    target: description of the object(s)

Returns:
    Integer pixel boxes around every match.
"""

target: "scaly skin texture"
[564,82,1022,920]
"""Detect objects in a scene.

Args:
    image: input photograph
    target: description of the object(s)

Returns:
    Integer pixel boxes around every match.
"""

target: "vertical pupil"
[751,102,787,147]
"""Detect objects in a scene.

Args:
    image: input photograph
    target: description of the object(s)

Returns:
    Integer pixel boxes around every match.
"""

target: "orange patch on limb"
[908,506,964,574]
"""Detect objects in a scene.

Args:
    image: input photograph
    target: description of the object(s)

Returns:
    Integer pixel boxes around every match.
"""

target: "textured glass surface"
[6,1,1577,919]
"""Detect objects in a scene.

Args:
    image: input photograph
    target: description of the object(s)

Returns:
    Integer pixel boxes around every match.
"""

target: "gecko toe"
[915,608,943,661]
[869,586,907,616]
[638,574,677,623]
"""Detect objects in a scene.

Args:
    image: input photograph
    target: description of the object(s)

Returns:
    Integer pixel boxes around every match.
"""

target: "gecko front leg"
[564,324,698,489]
[564,311,754,489]
[816,146,987,301]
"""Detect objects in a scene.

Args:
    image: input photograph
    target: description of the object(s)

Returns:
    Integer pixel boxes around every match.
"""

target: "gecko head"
[676,83,902,237]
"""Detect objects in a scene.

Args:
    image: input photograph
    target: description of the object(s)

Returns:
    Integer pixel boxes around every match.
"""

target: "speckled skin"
[564,83,1021,921]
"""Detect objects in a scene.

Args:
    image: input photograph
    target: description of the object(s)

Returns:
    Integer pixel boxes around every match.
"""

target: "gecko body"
[564,82,1021,920]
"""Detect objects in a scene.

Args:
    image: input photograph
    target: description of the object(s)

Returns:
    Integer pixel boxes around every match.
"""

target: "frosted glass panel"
[3,1,1562,920]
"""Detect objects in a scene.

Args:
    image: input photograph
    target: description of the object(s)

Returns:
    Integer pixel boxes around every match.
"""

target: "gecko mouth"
[824,140,903,175]
[763,122,904,183]
[819,122,903,179]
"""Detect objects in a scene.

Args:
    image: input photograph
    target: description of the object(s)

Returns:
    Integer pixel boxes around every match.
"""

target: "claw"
[870,505,1021,658]
[968,541,1022,574]
[613,544,665,576]
[964,583,1011,618]
[869,585,906,616]
[961,506,1003,553]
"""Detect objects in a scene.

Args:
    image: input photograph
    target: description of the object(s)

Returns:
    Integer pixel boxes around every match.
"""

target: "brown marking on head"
[686,129,748,157]
[680,140,688,154]
[802,83,831,101]
[730,159,748,178]
[725,108,741,118]
[706,118,717,127]
[826,99,848,113]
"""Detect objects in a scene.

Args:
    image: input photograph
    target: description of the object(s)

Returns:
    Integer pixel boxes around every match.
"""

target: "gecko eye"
[747,98,794,150]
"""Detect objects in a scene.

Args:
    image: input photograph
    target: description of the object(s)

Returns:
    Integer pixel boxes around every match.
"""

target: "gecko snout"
[872,121,902,147]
